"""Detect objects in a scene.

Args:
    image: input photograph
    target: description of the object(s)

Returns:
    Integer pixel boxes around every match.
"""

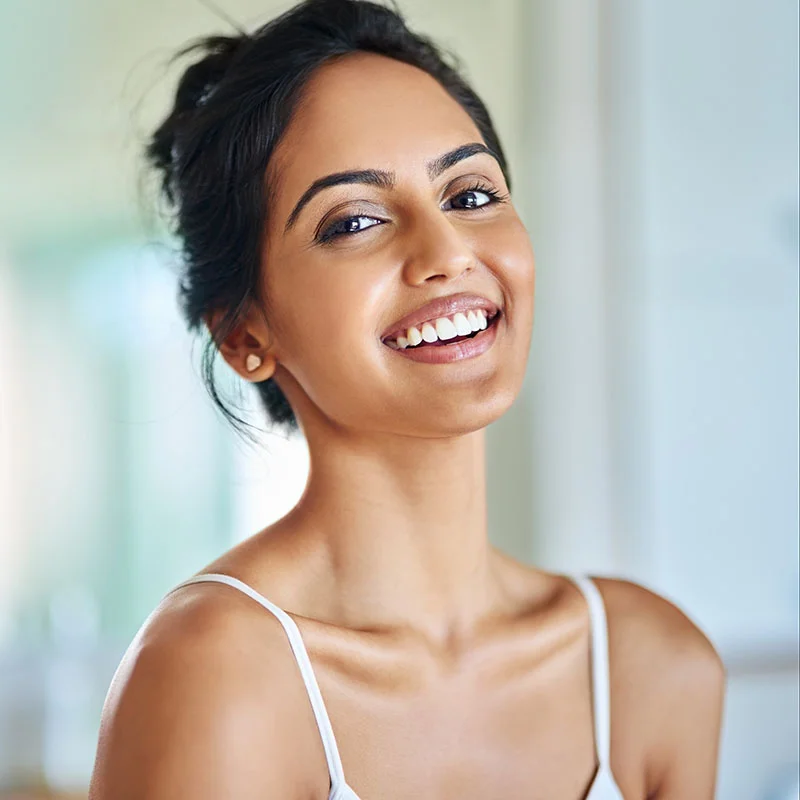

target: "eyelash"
[316,181,509,245]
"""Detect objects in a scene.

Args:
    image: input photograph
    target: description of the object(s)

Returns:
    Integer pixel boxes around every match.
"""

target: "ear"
[203,307,277,382]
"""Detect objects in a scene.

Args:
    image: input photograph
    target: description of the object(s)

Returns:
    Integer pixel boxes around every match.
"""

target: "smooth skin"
[90,52,725,799]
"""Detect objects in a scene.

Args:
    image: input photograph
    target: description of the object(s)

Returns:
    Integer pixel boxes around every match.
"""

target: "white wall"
[523,2,799,797]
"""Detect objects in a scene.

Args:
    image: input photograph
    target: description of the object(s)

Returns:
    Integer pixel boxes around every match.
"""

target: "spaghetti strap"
[169,573,347,790]
[568,575,611,767]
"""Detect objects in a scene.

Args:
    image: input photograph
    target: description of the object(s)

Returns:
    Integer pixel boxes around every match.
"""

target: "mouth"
[383,307,501,351]
[380,292,503,364]
[382,307,502,365]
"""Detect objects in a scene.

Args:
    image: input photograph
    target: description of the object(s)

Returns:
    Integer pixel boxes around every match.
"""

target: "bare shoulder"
[592,577,726,797]
[89,581,325,800]
[592,577,725,686]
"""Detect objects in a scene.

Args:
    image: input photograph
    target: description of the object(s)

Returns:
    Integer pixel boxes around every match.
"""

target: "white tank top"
[171,573,624,799]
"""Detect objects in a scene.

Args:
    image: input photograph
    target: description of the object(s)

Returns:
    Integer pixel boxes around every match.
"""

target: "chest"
[315,642,601,800]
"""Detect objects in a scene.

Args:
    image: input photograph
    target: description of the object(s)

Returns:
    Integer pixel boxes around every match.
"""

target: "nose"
[401,210,477,286]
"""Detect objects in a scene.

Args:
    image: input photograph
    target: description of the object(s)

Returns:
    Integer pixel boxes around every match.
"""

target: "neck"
[288,426,506,642]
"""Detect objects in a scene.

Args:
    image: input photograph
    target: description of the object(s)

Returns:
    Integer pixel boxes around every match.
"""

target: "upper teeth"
[389,309,490,349]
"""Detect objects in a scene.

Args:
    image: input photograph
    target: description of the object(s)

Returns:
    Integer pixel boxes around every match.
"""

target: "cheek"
[273,270,367,353]
[264,253,391,404]
[479,215,536,310]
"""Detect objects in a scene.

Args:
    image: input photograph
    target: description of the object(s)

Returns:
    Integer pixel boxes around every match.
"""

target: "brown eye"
[318,214,384,244]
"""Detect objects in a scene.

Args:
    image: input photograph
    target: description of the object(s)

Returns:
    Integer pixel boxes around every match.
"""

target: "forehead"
[269,52,485,198]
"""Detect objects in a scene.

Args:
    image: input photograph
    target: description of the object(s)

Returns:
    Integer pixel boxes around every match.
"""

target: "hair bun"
[146,34,248,205]
[173,35,247,110]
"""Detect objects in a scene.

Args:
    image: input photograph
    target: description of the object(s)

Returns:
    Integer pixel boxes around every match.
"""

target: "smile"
[383,310,501,364]
[384,308,497,349]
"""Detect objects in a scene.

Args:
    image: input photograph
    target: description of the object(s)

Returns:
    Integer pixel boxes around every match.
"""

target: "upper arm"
[595,579,727,800]
[651,637,726,799]
[89,592,320,800]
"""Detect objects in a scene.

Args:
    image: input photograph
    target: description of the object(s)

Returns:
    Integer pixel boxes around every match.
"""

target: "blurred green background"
[0,1,797,798]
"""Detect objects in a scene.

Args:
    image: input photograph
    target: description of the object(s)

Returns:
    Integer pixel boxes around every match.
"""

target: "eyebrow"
[283,142,499,233]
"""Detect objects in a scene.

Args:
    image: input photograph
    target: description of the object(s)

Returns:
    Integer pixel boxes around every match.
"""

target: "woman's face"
[260,52,535,438]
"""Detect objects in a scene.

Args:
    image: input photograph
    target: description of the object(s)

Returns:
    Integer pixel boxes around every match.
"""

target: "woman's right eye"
[318,215,384,244]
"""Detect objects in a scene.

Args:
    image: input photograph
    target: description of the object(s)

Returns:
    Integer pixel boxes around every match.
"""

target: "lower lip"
[386,316,500,364]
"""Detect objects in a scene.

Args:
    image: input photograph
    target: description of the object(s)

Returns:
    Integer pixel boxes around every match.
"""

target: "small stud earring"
[245,354,262,373]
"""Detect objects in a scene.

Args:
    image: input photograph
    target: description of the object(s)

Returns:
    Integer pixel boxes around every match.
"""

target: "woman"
[89,1,725,797]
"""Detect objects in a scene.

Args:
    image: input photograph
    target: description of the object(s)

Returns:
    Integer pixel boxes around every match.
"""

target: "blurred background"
[0,0,797,798]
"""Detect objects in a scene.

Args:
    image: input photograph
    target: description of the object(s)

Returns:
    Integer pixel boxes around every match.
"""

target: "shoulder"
[89,580,326,800]
[592,577,725,688]
[592,577,726,795]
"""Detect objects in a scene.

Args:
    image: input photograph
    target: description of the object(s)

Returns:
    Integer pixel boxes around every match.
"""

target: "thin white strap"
[169,573,347,788]
[569,575,611,766]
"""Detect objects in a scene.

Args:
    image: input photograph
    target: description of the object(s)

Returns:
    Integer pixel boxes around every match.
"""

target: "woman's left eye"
[444,186,502,211]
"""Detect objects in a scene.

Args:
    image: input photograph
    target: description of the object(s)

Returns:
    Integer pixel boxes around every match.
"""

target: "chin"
[386,381,522,439]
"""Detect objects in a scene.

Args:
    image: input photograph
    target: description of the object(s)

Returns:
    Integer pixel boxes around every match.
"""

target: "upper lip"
[381,292,501,341]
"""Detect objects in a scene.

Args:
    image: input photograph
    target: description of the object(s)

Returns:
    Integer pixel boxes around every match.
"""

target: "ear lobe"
[203,309,277,382]
[243,351,277,382]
